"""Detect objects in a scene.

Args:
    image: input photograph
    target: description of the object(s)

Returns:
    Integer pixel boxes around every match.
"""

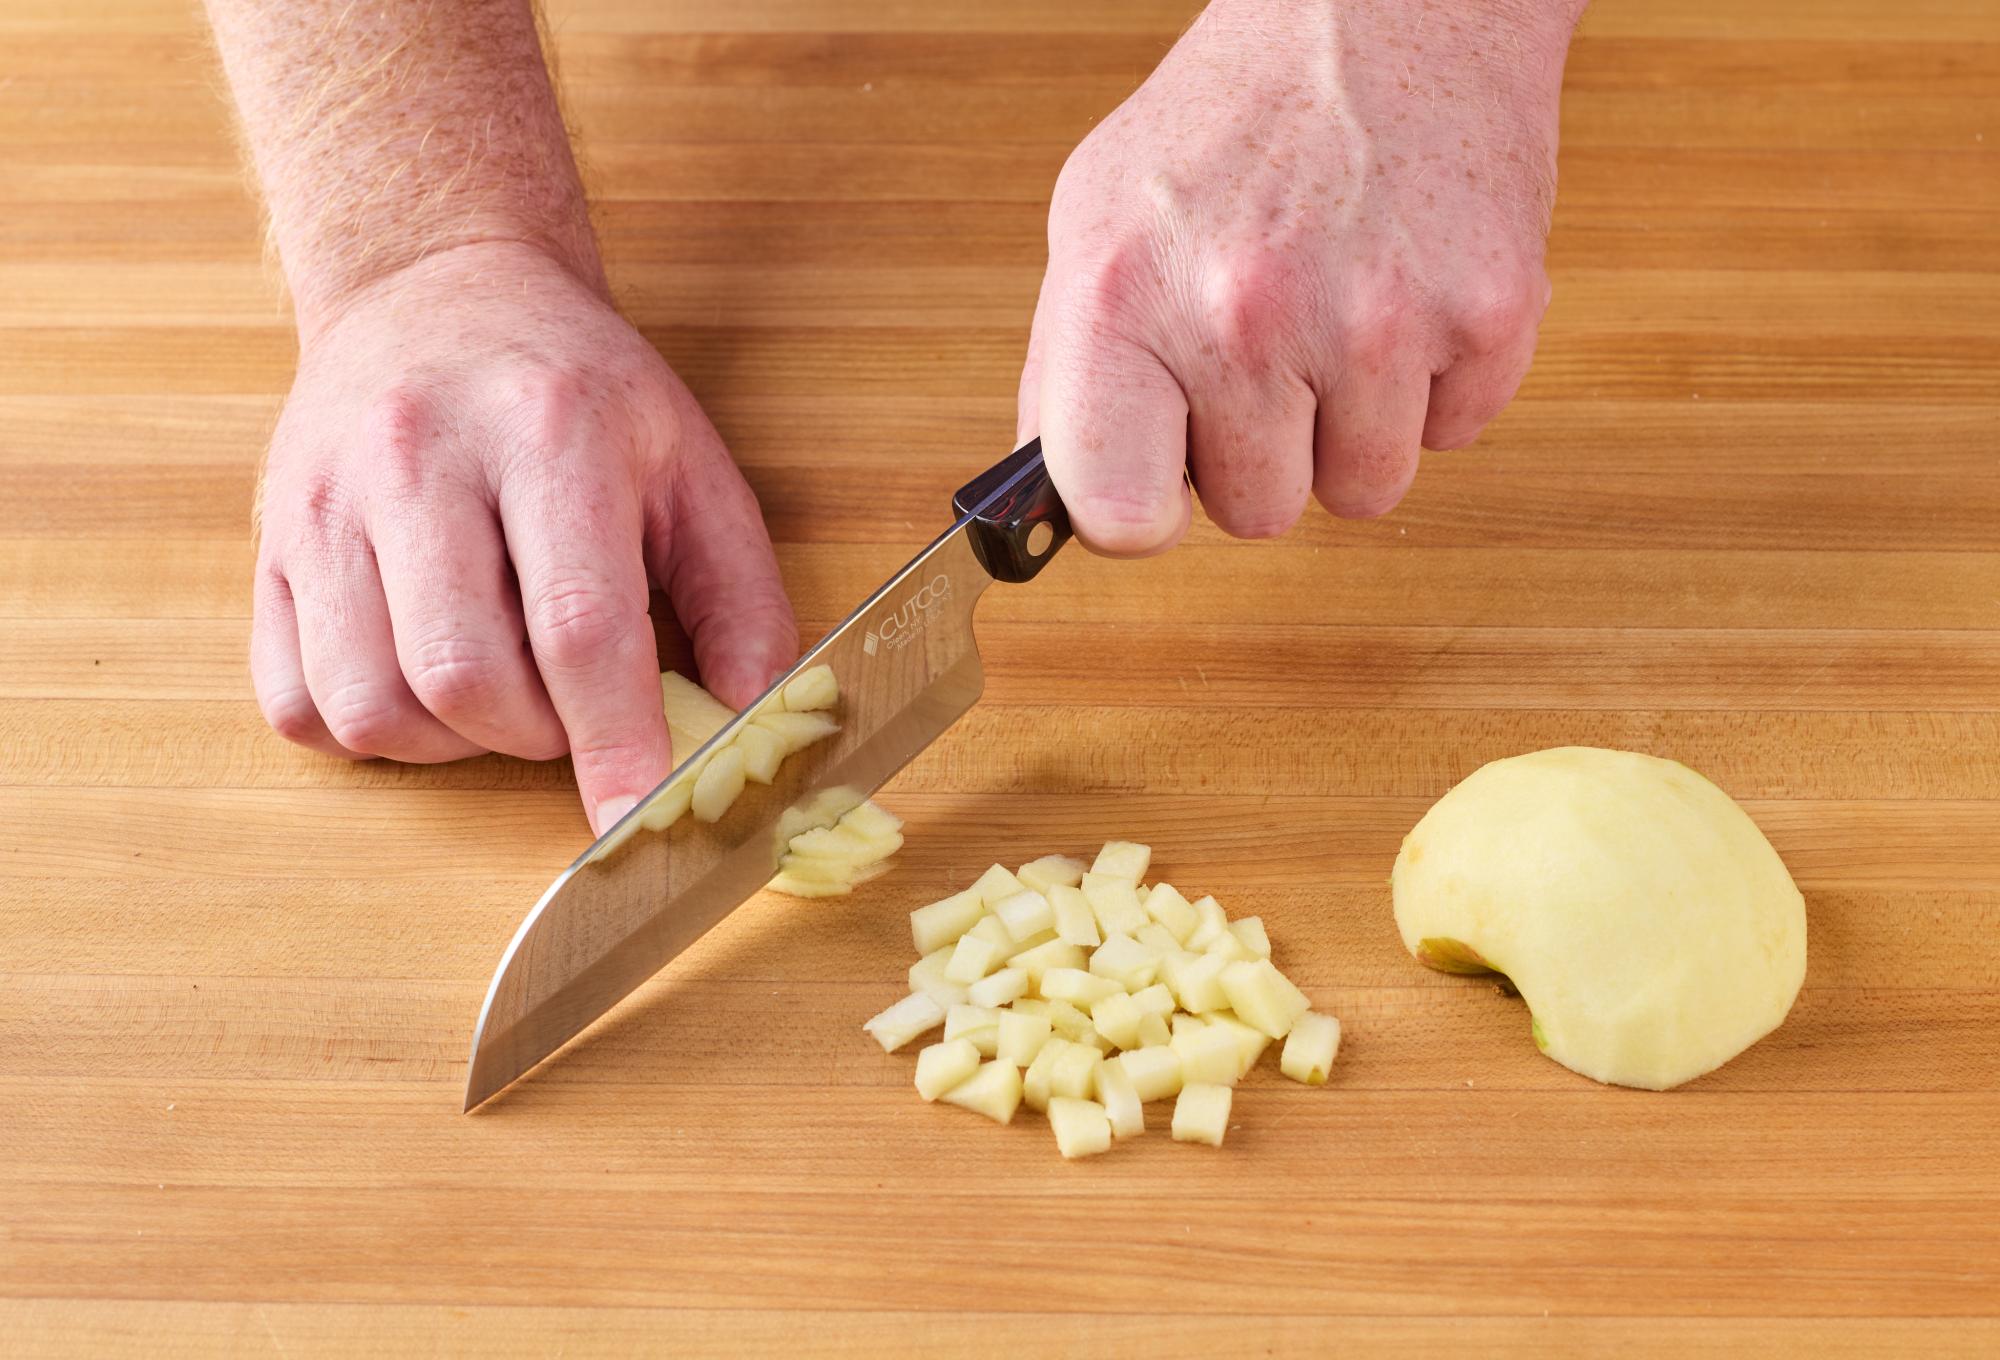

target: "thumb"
[646,401,799,712]
[1036,311,1192,557]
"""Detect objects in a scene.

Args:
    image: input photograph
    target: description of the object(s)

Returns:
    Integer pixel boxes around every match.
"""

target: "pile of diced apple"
[863,841,1342,1158]
[593,666,902,895]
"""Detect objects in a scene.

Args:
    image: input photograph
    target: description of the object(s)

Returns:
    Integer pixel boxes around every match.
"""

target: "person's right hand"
[252,240,797,835]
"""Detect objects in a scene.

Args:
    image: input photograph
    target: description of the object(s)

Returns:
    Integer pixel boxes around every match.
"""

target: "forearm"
[204,0,602,340]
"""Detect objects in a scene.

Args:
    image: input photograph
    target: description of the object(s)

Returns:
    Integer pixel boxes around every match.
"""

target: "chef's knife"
[464,440,1070,1110]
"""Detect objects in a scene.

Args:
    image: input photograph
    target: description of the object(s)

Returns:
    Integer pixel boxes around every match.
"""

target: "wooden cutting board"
[3,0,1996,1353]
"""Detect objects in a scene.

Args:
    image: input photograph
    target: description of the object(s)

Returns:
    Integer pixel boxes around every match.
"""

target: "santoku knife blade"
[463,440,1069,1110]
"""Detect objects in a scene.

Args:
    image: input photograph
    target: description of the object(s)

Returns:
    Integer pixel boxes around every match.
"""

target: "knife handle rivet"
[1026,522,1055,557]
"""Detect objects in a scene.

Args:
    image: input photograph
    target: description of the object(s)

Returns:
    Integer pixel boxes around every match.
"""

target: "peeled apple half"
[1391,746,1806,1091]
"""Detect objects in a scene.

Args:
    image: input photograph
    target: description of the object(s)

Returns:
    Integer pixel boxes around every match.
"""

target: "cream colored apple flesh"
[1392,746,1806,1091]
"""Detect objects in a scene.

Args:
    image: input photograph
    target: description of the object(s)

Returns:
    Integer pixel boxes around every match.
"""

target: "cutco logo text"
[863,574,952,655]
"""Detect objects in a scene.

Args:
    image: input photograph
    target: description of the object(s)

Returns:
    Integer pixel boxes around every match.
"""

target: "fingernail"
[593,794,639,835]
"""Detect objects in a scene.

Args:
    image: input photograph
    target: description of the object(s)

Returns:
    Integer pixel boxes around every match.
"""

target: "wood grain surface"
[3,0,1997,1354]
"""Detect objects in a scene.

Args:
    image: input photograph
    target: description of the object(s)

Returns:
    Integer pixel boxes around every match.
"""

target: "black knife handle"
[952,439,1072,584]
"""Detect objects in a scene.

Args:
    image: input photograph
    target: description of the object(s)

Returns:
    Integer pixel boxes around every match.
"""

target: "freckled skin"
[1019,0,1585,549]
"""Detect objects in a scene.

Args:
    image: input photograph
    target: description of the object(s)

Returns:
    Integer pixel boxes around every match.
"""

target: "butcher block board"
[2,0,1997,1354]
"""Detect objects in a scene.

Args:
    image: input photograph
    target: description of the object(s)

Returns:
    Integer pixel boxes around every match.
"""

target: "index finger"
[499,454,669,836]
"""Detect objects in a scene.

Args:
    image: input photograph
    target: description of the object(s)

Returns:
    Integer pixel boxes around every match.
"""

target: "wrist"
[291,223,607,349]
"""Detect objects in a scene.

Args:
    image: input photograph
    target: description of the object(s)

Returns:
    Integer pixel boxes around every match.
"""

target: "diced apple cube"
[1203,930,1255,963]
[945,1004,1001,1059]
[1112,1046,1183,1103]
[1165,951,1230,1014]
[1129,983,1175,1020]
[1199,1011,1273,1077]
[863,991,945,1053]
[1088,935,1159,991]
[1230,916,1272,960]
[1017,854,1087,894]
[961,914,1009,950]
[1172,1083,1232,1147]
[1089,991,1144,1050]
[1172,1023,1243,1086]
[1171,1013,1205,1042]
[1135,1014,1171,1048]
[1022,1039,1068,1112]
[1142,883,1200,944]
[1187,895,1229,950]
[753,709,840,756]
[912,976,968,1012]
[1281,1011,1342,1085]
[1003,928,1058,960]
[944,934,1003,984]
[1081,873,1150,937]
[970,863,1028,905]
[1046,1097,1113,1160]
[1009,998,1052,1018]
[781,663,839,713]
[914,1038,982,1100]
[1009,939,1089,988]
[1094,1059,1145,1139]
[1049,885,1102,948]
[992,889,1056,942]
[1037,998,1093,1043]
[910,888,987,955]
[732,723,785,784]
[1049,1042,1102,1101]
[966,966,1029,1008]
[941,1060,1022,1124]
[689,744,748,823]
[1090,841,1152,883]
[1219,959,1311,1039]
[909,946,954,992]
[1040,968,1124,1009]
[1132,923,1179,957]
[997,1008,1055,1066]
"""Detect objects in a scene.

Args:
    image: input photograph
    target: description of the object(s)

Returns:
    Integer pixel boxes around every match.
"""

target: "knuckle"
[1456,268,1546,353]
[1198,460,1309,542]
[259,685,325,748]
[317,680,416,755]
[1201,251,1299,370]
[501,366,603,454]
[1060,237,1158,333]
[362,385,447,500]
[1319,440,1418,519]
[1208,496,1305,541]
[403,640,508,720]
[1342,301,1408,373]
[527,573,642,671]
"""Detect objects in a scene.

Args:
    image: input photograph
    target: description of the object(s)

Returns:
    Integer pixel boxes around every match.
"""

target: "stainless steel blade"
[463,520,995,1110]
